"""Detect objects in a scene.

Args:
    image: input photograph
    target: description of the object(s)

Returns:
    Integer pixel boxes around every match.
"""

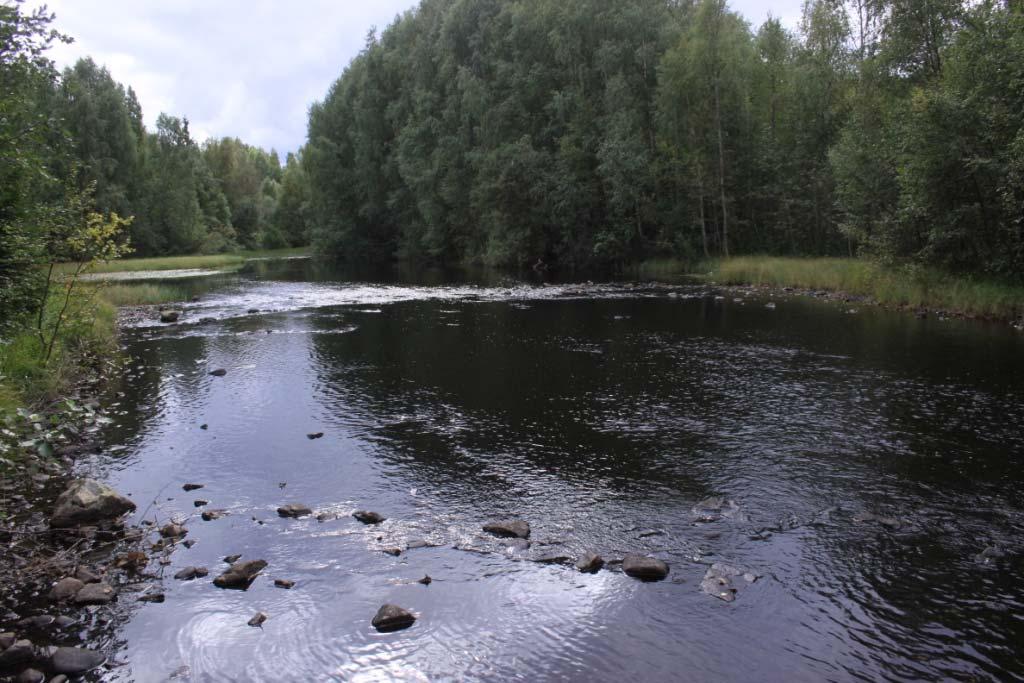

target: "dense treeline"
[1,3,310,395]
[306,0,1024,277]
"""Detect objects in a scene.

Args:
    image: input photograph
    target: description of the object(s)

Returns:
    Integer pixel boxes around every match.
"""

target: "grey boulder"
[277,504,312,518]
[48,646,106,675]
[50,479,135,528]
[622,554,669,581]
[213,560,267,589]
[483,519,530,539]
[372,604,416,632]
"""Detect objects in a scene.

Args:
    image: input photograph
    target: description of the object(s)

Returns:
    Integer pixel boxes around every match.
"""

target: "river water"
[84,257,1024,682]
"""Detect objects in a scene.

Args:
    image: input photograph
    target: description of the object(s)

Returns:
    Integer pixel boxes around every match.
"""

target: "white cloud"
[39,0,804,154]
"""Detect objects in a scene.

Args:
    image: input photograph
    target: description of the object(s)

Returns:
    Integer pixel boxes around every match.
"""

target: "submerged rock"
[622,554,669,581]
[372,604,416,632]
[74,583,116,605]
[975,546,1006,565]
[576,553,605,574]
[50,479,136,528]
[353,511,386,525]
[208,368,227,377]
[138,592,165,603]
[700,563,758,602]
[483,519,530,539]
[48,646,106,675]
[277,504,312,519]
[213,560,267,589]
[691,496,745,523]
[49,577,85,602]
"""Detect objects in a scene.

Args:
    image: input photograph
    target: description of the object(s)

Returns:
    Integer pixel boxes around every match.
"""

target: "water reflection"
[92,259,1024,682]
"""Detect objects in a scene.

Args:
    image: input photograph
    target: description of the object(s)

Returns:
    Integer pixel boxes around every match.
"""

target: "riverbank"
[668,256,1024,325]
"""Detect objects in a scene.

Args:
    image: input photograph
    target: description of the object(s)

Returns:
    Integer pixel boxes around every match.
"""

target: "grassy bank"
[697,256,1024,320]
[78,246,310,275]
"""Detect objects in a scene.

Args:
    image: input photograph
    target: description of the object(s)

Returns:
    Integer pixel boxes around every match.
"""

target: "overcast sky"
[42,1,803,155]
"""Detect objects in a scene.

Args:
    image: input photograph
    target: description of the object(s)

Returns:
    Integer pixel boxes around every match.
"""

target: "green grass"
[700,256,1024,320]
[68,246,311,275]
[98,283,192,306]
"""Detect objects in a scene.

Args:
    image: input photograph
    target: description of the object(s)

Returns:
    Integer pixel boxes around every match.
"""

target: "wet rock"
[877,516,903,530]
[306,432,324,440]
[691,497,745,523]
[49,577,85,602]
[622,554,669,581]
[193,499,209,507]
[200,424,208,430]
[50,479,136,528]
[277,504,312,519]
[138,592,165,603]
[50,676,69,683]
[113,551,148,572]
[418,575,432,585]
[371,604,416,632]
[74,566,101,583]
[201,509,228,521]
[247,612,268,627]
[160,310,181,323]
[0,639,34,667]
[274,579,295,589]
[16,668,44,683]
[247,308,260,315]
[700,563,758,602]
[182,483,204,492]
[406,540,436,550]
[576,553,605,574]
[183,539,197,549]
[208,369,227,377]
[53,616,76,628]
[223,554,242,564]
[173,567,209,581]
[0,633,15,650]
[316,512,338,523]
[975,546,1006,565]
[16,615,54,629]
[534,554,572,566]
[383,548,402,557]
[353,511,386,525]
[213,560,267,590]
[74,582,115,605]
[160,523,187,538]
[483,519,530,539]
[504,538,531,551]
[48,646,106,675]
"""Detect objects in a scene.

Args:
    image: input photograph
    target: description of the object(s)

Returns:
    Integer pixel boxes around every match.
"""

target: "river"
[81,257,1024,682]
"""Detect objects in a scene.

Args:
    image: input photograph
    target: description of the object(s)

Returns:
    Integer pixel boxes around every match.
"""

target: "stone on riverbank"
[74,582,115,605]
[48,646,106,675]
[50,479,136,528]
[213,560,267,589]
[49,577,85,602]
[277,504,312,518]
[16,668,43,683]
[483,519,530,539]
[622,554,669,581]
[353,511,386,525]
[0,639,34,667]
[372,604,416,632]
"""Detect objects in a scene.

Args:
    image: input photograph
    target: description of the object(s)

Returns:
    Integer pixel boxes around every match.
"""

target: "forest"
[306,0,1024,276]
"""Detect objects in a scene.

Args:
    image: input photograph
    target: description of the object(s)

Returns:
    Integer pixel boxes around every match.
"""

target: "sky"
[42,0,804,156]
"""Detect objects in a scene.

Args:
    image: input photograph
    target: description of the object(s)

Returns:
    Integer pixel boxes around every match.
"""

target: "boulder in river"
[248,612,268,627]
[274,579,295,589]
[622,554,669,581]
[49,577,85,602]
[159,310,181,323]
[691,496,745,523]
[277,504,312,519]
[74,582,116,605]
[174,567,209,581]
[208,369,227,377]
[182,483,204,492]
[48,646,106,675]
[201,509,228,521]
[483,519,530,539]
[213,560,267,589]
[50,479,136,528]
[160,523,187,539]
[418,575,432,585]
[193,499,209,507]
[576,553,605,574]
[223,554,242,564]
[306,432,324,440]
[700,563,758,603]
[353,511,386,525]
[371,604,416,632]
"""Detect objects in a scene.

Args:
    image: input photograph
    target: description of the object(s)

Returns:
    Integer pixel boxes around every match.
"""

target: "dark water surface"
[86,258,1024,682]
